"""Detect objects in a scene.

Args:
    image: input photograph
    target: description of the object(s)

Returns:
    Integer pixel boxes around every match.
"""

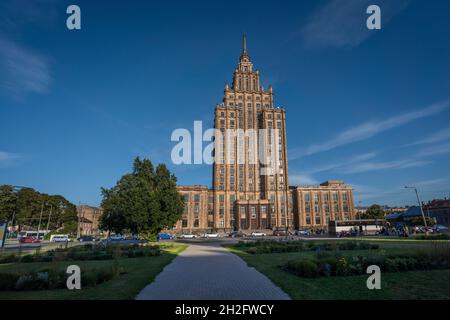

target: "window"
[304,194,310,202]
[315,216,321,225]
[250,206,256,218]
[342,192,348,201]
[194,194,200,202]
[219,195,224,202]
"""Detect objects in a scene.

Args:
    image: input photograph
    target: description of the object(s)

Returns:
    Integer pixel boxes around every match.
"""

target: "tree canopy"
[362,204,385,219]
[0,185,77,232]
[100,157,184,237]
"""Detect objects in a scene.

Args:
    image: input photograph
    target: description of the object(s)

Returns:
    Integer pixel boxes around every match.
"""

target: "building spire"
[242,33,247,54]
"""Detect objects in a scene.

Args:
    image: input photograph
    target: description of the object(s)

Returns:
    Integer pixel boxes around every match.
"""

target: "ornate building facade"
[172,36,355,233]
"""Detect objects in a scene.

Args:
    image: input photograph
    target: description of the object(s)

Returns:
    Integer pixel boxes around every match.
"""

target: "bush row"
[282,252,450,278]
[242,240,379,254]
[0,245,161,264]
[0,266,117,291]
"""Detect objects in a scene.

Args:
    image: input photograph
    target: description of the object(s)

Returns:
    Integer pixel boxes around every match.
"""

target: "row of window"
[303,192,349,202]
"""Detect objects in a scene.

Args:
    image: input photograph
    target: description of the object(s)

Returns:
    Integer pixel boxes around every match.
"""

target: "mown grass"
[0,242,187,300]
[227,239,450,299]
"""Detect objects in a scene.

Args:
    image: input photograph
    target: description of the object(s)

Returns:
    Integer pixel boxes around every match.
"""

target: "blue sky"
[1,0,450,207]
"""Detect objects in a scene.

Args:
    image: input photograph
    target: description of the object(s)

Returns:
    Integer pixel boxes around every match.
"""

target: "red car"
[19,237,41,244]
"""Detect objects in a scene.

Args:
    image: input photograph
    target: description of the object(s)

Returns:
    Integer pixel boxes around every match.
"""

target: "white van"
[50,234,70,242]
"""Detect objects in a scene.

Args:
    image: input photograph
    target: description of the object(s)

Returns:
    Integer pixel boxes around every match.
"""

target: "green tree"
[0,185,77,232]
[100,158,184,238]
[0,185,17,223]
[362,204,385,219]
[409,216,435,227]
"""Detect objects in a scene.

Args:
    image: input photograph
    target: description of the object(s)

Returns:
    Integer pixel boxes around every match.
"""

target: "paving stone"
[136,243,290,300]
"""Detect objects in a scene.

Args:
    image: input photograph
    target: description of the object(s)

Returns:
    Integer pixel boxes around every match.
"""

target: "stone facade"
[172,36,355,233]
[77,205,103,236]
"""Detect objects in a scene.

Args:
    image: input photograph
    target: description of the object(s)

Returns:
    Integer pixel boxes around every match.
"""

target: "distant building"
[423,198,450,227]
[385,198,450,228]
[77,205,103,236]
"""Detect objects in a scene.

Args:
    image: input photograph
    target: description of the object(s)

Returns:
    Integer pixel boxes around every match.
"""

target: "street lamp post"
[404,186,428,236]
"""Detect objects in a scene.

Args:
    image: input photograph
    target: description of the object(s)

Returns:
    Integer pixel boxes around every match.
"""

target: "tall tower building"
[173,35,355,234]
[212,34,290,232]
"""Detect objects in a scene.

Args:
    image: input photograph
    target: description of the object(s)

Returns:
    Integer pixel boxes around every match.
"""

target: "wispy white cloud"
[302,0,410,48]
[0,151,21,167]
[338,158,431,174]
[417,141,450,158]
[303,152,377,174]
[352,177,450,206]
[408,127,450,146]
[289,174,319,186]
[289,100,450,159]
[0,35,52,99]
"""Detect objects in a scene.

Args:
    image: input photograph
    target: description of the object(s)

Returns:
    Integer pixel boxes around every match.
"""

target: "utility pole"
[77,203,82,239]
[46,205,53,232]
[405,186,428,236]
[37,202,44,240]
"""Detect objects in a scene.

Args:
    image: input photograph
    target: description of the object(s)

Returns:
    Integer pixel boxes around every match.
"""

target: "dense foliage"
[100,157,184,238]
[362,204,385,219]
[0,185,77,232]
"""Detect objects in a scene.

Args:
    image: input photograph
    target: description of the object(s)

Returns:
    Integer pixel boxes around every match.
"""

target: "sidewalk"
[136,242,290,300]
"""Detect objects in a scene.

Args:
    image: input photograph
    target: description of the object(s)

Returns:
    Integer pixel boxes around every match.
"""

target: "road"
[136,242,290,300]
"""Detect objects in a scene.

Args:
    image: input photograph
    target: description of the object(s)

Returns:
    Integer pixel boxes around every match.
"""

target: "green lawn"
[227,239,450,299]
[0,242,187,300]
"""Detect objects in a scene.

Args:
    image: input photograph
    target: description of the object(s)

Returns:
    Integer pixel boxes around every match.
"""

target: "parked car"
[251,231,266,237]
[19,236,40,244]
[109,234,125,241]
[273,229,290,236]
[295,229,311,236]
[78,235,98,242]
[158,233,174,240]
[434,224,449,232]
[50,234,70,242]
[203,233,219,238]
[179,233,196,239]
[229,231,246,238]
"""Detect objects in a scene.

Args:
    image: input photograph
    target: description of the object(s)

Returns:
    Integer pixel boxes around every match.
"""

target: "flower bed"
[282,249,450,278]
[0,266,118,291]
[237,240,379,254]
[0,244,161,264]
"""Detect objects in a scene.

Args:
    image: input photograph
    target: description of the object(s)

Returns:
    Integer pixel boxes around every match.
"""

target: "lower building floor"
[171,181,355,234]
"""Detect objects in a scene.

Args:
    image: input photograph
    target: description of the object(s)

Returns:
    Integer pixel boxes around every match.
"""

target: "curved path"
[136,242,290,300]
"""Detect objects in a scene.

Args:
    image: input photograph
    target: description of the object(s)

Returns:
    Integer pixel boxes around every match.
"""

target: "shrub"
[337,241,357,251]
[336,257,351,276]
[19,254,35,263]
[0,273,21,290]
[15,272,49,291]
[0,254,18,264]
[246,247,258,254]
[283,259,319,278]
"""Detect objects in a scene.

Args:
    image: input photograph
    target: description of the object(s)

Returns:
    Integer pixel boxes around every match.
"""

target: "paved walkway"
[136,243,290,300]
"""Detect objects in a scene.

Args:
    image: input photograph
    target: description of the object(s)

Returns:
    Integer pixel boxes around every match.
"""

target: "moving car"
[179,234,196,239]
[158,233,174,240]
[19,236,40,244]
[251,231,266,237]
